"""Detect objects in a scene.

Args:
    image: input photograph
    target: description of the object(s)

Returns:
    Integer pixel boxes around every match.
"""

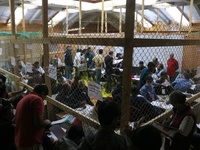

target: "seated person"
[33,61,45,75]
[112,76,122,105]
[156,63,165,77]
[82,100,102,144]
[55,125,84,150]
[130,125,162,150]
[163,91,196,150]
[115,53,123,68]
[56,72,67,93]
[131,85,163,122]
[172,73,192,92]
[27,71,44,87]
[154,71,174,95]
[16,60,26,78]
[152,69,158,84]
[55,83,84,109]
[78,101,129,150]
[71,80,94,106]
[70,76,81,94]
[140,76,159,102]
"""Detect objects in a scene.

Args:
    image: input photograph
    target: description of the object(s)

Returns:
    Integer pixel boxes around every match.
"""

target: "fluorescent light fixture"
[136,0,157,6]
[152,3,172,8]
[136,12,153,28]
[166,7,189,26]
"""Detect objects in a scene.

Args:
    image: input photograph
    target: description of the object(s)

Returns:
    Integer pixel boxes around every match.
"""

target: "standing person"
[64,46,73,80]
[152,57,159,67]
[104,51,114,93]
[84,48,94,80]
[92,49,104,84]
[84,47,94,69]
[167,53,179,83]
[14,84,51,150]
[162,91,196,150]
[139,62,155,88]
[74,49,82,77]
[139,61,146,72]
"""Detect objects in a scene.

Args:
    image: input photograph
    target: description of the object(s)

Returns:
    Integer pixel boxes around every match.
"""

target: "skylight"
[15,7,28,25]
[136,12,153,28]
[166,7,189,26]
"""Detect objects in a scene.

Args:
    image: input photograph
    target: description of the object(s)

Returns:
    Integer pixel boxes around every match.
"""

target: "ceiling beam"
[5,6,17,25]
[177,6,189,22]
[48,11,60,22]
[137,11,154,26]
[62,13,79,28]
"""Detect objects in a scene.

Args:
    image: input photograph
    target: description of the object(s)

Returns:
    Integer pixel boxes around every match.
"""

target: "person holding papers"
[140,76,159,102]
[162,90,196,150]
[14,84,51,150]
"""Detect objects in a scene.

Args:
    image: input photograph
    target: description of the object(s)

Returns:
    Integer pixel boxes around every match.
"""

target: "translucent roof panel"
[0,6,10,21]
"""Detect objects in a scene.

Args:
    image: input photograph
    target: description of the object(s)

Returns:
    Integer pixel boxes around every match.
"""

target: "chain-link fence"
[1,1,200,139]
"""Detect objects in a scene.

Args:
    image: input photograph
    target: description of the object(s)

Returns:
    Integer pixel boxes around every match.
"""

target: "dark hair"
[158,63,164,69]
[33,84,49,95]
[116,53,122,58]
[67,125,84,140]
[109,51,113,55]
[145,75,153,82]
[0,74,6,83]
[0,83,6,98]
[130,125,162,150]
[99,49,103,54]
[34,61,39,66]
[98,101,121,126]
[160,71,167,76]
[147,62,156,68]
[183,73,190,80]
[139,61,144,65]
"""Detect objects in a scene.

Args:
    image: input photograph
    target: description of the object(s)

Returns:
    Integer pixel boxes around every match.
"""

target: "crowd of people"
[1,46,200,150]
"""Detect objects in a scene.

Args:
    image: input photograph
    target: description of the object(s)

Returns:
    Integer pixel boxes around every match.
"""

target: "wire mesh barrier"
[1,2,200,141]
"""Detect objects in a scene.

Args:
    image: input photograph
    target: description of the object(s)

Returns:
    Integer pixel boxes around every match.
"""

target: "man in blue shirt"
[140,76,159,102]
[172,73,192,92]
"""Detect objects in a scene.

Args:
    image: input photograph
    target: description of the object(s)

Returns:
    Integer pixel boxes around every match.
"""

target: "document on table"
[151,101,173,110]
[49,125,66,140]
[152,122,179,139]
